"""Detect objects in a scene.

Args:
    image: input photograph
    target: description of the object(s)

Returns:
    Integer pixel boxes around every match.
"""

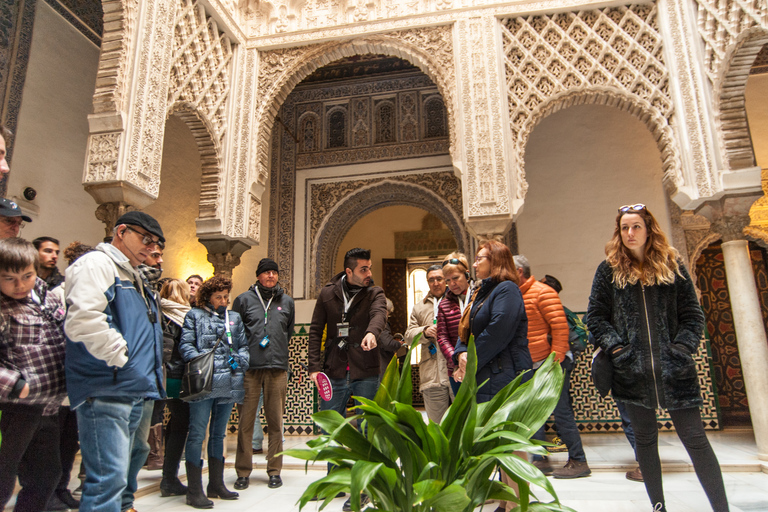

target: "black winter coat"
[454,278,531,403]
[232,284,294,371]
[163,319,185,380]
[308,272,388,380]
[586,260,705,410]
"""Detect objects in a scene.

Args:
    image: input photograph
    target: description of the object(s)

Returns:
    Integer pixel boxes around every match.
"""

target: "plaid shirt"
[0,277,67,415]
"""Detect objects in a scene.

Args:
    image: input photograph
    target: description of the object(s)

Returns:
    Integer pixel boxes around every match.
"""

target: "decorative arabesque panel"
[167,0,234,220]
[500,5,677,190]
[695,0,768,81]
[168,0,233,144]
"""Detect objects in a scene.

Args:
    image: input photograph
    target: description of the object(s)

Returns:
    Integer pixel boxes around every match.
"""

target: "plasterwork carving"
[695,1,767,176]
[681,210,718,278]
[457,16,510,218]
[254,26,457,186]
[311,177,468,296]
[92,0,139,115]
[267,68,452,291]
[296,139,449,168]
[712,29,768,171]
[85,132,123,182]
[242,0,637,42]
[168,0,234,145]
[695,0,767,82]
[248,194,261,241]
[500,5,685,196]
[124,0,177,197]
[230,47,258,240]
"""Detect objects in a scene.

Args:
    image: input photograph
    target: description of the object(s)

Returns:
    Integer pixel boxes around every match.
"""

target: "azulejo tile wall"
[226,323,719,434]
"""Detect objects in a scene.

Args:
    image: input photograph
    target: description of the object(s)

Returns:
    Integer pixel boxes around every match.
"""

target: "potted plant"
[285,336,575,512]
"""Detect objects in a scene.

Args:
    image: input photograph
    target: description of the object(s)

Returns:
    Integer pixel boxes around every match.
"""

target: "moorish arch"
[713,28,768,172]
[311,180,469,297]
[254,26,457,188]
[520,86,683,192]
[166,103,222,220]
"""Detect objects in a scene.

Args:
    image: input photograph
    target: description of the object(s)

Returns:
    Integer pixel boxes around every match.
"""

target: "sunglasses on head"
[442,258,462,268]
[618,203,646,213]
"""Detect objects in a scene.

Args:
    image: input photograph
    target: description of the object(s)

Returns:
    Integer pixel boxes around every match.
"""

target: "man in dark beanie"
[64,211,166,512]
[232,258,294,490]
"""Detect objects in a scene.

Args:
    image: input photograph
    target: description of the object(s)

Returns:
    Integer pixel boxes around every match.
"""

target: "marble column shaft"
[721,239,768,460]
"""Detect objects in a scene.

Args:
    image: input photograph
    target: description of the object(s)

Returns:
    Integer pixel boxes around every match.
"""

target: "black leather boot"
[206,458,238,500]
[185,462,213,509]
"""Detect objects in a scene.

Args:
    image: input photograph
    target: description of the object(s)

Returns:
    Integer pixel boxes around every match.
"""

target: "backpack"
[563,306,589,356]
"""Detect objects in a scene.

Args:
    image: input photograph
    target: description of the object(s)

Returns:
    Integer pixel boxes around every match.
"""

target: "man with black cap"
[0,198,32,239]
[63,211,166,512]
[232,258,294,490]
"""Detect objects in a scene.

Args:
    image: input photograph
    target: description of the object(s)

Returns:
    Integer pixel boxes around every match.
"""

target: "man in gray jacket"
[233,258,295,490]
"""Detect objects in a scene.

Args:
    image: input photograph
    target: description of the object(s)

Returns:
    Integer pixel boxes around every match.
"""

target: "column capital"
[200,237,253,278]
[695,195,760,243]
[95,202,135,242]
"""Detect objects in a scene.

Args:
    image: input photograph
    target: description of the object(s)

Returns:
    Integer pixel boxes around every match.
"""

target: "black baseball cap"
[0,198,32,222]
[115,211,165,243]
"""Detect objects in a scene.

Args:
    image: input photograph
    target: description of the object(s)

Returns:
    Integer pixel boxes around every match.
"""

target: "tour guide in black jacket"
[308,248,387,420]
[232,258,295,491]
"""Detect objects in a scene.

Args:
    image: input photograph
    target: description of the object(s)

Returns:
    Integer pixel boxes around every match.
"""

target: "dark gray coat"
[232,284,294,371]
[586,260,705,410]
[179,307,249,404]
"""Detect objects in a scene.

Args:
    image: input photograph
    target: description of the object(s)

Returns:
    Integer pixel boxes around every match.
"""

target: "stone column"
[699,196,768,459]
[95,201,134,242]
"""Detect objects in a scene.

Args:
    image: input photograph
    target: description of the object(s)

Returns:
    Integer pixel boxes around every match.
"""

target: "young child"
[0,237,67,511]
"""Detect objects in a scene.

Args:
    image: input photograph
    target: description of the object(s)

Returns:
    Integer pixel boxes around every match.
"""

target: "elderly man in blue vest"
[64,211,166,512]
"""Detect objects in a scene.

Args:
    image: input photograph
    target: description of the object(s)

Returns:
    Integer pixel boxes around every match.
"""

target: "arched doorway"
[264,54,463,300]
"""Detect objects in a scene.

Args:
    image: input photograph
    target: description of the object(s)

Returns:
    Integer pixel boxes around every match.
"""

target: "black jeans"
[56,406,80,493]
[624,403,729,512]
[0,403,61,512]
[162,398,190,480]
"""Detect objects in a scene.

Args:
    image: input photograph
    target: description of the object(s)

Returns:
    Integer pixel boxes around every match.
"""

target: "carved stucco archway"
[166,102,222,220]
[519,86,683,192]
[254,26,457,188]
[311,180,469,297]
[713,28,768,172]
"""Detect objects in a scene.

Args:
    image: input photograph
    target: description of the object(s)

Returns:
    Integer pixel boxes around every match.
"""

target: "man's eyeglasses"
[427,277,444,284]
[0,217,25,229]
[618,203,646,213]
[125,226,164,249]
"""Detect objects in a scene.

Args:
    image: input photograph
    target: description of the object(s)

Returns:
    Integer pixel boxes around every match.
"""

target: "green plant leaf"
[350,461,384,512]
[426,483,472,512]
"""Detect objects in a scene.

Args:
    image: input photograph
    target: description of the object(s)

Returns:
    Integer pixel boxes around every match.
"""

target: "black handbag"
[180,337,222,402]
[591,347,613,398]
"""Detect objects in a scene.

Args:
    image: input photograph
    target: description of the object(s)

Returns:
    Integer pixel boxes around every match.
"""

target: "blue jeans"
[76,396,145,512]
[252,392,264,450]
[319,373,379,473]
[319,373,379,420]
[186,399,234,466]
[532,358,586,462]
[121,400,153,511]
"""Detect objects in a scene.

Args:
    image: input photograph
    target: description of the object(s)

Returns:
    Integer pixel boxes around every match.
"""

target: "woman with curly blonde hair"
[587,204,728,512]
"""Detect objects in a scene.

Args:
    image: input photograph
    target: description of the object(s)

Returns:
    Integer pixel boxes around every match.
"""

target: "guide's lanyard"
[341,277,357,323]
[203,306,233,350]
[255,292,274,325]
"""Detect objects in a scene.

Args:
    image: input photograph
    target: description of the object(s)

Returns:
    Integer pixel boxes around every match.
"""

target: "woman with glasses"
[586,204,728,512]
[179,276,249,509]
[435,252,473,395]
[453,241,530,512]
